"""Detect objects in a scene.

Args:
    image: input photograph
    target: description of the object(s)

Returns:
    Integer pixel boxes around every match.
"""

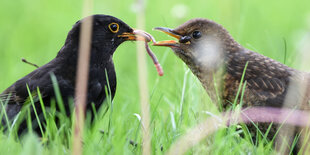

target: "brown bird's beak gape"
[152,27,181,47]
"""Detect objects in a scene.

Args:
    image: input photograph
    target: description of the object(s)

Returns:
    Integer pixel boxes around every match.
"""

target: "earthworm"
[145,41,163,76]
[134,29,163,76]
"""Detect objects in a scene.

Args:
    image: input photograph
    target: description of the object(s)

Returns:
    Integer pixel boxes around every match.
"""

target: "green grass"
[1,0,310,154]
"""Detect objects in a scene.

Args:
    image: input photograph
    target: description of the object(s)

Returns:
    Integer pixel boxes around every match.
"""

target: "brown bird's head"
[154,18,242,73]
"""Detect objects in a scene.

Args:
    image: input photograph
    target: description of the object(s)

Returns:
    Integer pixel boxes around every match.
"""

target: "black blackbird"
[0,14,148,132]
[153,18,310,152]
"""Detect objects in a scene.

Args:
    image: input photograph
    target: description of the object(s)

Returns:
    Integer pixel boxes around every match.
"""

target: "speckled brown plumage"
[154,18,310,152]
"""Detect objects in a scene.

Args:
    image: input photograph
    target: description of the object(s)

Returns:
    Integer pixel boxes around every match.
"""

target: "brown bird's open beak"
[118,29,155,42]
[152,27,181,47]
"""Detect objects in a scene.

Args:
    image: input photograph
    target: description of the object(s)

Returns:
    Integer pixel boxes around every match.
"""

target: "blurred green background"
[1,0,310,90]
[0,0,310,154]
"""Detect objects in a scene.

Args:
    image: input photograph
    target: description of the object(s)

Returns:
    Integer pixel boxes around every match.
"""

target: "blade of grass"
[26,106,32,134]
[233,62,248,107]
[178,69,189,129]
[104,69,113,135]
[50,74,66,116]
[0,95,11,132]
[37,87,47,124]
[26,85,44,137]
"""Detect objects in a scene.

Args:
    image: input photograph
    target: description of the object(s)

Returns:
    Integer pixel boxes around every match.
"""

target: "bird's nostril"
[179,36,191,43]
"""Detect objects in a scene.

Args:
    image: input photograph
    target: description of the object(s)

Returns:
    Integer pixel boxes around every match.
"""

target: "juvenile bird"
[154,18,310,152]
[0,14,148,133]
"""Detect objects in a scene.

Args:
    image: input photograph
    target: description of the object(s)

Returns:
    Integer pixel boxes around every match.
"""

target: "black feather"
[0,14,133,134]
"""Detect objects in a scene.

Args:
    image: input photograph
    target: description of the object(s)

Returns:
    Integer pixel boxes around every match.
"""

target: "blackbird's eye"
[192,30,201,39]
[108,23,119,33]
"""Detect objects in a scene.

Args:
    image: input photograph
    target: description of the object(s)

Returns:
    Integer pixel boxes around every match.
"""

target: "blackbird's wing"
[0,85,24,120]
[0,62,74,119]
[0,69,110,119]
[0,67,50,105]
[0,76,74,120]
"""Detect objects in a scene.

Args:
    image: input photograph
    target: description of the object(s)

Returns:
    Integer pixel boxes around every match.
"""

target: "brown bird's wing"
[246,77,286,100]
[246,69,310,109]
[227,50,293,106]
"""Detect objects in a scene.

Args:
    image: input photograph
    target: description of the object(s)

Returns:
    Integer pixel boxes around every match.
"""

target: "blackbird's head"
[154,18,241,72]
[66,14,147,53]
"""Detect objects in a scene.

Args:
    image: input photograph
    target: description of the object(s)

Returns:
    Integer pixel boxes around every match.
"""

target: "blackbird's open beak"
[152,27,181,47]
[118,29,155,42]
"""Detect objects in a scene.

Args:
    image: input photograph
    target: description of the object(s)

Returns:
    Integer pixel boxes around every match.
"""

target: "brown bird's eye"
[108,23,119,33]
[192,30,201,39]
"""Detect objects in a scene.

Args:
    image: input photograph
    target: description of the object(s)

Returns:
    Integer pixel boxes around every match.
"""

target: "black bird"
[0,14,147,132]
[154,18,310,152]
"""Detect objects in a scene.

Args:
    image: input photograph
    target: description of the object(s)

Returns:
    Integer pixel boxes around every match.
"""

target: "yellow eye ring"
[108,23,119,33]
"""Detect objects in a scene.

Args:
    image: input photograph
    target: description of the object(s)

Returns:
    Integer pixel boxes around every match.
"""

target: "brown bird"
[153,18,310,152]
